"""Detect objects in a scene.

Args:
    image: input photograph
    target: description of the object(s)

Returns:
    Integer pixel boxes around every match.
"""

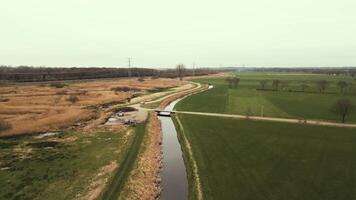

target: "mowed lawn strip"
[177,114,356,200]
[175,73,356,122]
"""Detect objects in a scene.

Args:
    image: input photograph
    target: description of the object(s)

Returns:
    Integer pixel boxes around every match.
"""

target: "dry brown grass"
[0,78,185,137]
[184,72,226,80]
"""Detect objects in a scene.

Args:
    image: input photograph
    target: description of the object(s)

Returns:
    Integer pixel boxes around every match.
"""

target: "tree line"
[257,79,356,95]
[223,77,355,123]
[0,65,220,82]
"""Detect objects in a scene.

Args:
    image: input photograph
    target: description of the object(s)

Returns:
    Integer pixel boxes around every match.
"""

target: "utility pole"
[192,62,196,76]
[128,57,132,78]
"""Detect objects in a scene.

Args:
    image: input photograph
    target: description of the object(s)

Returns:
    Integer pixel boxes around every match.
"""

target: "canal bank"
[159,99,189,200]
[158,85,212,200]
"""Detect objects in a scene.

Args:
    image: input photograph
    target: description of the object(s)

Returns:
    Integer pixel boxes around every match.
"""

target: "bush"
[66,95,79,104]
[0,97,9,102]
[113,107,137,113]
[55,90,67,95]
[0,120,11,132]
[78,90,88,95]
[111,86,130,92]
[138,77,145,82]
[50,82,66,88]
[111,87,140,92]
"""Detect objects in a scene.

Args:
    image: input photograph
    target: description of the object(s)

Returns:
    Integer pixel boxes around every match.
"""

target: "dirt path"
[177,111,356,128]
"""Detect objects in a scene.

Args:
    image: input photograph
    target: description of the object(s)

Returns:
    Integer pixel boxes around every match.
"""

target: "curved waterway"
[159,98,188,200]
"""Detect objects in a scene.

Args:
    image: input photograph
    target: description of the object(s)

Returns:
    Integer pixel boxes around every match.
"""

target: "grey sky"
[1,0,355,68]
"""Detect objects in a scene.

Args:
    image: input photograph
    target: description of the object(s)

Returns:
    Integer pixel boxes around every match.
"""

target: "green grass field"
[176,72,356,122]
[0,129,135,200]
[100,121,147,200]
[176,114,356,200]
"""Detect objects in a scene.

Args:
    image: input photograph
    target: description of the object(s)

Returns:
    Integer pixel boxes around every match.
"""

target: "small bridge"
[154,110,176,117]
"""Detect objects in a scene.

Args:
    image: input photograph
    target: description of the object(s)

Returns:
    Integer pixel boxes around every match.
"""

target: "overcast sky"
[0,0,355,68]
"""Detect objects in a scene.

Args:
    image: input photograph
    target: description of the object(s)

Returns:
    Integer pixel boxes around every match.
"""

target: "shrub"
[113,107,137,113]
[78,90,88,95]
[55,90,67,95]
[111,87,140,92]
[0,120,11,132]
[50,82,66,88]
[138,77,145,82]
[66,95,79,104]
[111,86,130,92]
[0,97,9,102]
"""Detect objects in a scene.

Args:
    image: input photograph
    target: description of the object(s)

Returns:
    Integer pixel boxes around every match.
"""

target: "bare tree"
[348,83,356,94]
[225,77,233,88]
[316,80,329,93]
[138,77,145,82]
[330,99,354,123]
[272,80,281,91]
[176,64,186,81]
[337,81,348,94]
[66,95,79,104]
[0,120,11,132]
[245,106,252,118]
[301,82,309,92]
[232,77,240,88]
[281,81,289,90]
[259,80,268,90]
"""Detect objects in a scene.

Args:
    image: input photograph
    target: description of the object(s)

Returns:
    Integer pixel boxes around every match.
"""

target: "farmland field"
[175,72,356,122]
[175,114,356,200]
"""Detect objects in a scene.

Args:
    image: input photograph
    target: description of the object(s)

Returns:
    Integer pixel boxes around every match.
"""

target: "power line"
[128,57,132,78]
[193,62,196,76]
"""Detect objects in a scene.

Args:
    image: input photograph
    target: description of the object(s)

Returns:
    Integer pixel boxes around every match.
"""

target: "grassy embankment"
[0,119,149,200]
[175,72,356,122]
[118,113,161,200]
[176,114,356,200]
[99,120,148,200]
[0,129,134,200]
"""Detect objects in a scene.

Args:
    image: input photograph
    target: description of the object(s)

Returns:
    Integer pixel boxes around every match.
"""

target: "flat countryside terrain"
[176,72,356,123]
[175,114,356,200]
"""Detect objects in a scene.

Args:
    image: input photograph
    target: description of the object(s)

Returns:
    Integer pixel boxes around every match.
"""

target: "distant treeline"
[239,67,356,77]
[0,66,219,82]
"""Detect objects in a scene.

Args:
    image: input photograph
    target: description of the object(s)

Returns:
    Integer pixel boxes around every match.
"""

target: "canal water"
[159,99,188,200]
[159,85,213,200]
